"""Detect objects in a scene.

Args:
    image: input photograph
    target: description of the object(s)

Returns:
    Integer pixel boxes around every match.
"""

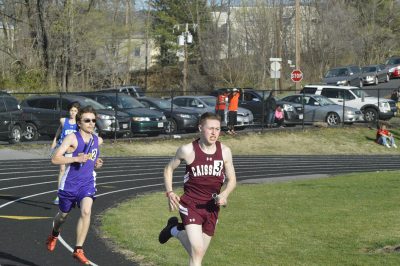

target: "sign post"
[270,58,282,91]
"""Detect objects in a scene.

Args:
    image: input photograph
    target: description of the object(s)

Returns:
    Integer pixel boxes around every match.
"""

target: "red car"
[385,56,400,78]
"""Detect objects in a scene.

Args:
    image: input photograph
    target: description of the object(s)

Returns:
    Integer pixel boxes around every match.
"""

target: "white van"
[301,85,397,122]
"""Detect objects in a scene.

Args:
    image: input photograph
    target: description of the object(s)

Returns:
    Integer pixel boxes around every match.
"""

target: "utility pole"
[177,23,194,95]
[274,1,283,92]
[295,0,301,92]
[183,23,189,95]
[144,0,150,91]
[125,0,132,85]
[227,0,231,59]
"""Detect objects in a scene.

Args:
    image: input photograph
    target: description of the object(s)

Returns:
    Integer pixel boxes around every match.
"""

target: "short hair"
[68,101,80,111]
[199,112,221,125]
[76,106,97,122]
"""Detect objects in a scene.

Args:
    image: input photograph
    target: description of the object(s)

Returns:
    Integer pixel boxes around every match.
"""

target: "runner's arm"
[164,145,191,211]
[218,145,237,206]
[51,118,65,149]
[94,137,104,169]
[51,134,88,165]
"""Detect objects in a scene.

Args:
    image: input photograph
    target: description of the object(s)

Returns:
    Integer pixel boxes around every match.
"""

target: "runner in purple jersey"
[50,101,80,205]
[46,106,103,265]
[159,112,237,266]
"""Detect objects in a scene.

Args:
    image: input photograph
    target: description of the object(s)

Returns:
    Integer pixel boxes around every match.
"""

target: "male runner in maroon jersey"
[158,112,237,266]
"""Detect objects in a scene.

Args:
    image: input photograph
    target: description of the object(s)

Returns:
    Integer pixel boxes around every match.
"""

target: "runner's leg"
[76,197,93,246]
[185,224,210,266]
[53,211,69,232]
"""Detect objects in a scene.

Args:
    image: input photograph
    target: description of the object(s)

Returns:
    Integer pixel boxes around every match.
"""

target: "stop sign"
[291,69,303,82]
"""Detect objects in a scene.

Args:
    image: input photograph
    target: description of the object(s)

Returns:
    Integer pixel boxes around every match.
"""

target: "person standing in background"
[265,90,276,128]
[227,88,240,135]
[215,89,229,126]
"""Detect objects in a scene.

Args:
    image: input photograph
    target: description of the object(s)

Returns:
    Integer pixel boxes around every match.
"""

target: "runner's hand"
[76,153,89,163]
[217,193,228,207]
[95,158,103,169]
[167,192,180,212]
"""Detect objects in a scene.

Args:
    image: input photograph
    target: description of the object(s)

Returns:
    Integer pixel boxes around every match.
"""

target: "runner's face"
[200,119,221,144]
[69,107,79,119]
[79,113,96,134]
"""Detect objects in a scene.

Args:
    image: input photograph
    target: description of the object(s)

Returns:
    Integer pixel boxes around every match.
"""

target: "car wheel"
[23,122,39,141]
[9,124,22,144]
[326,112,340,126]
[166,118,178,134]
[363,108,378,122]
[375,76,379,85]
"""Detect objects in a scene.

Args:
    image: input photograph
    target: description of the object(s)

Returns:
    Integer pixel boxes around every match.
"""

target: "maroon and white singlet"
[182,139,225,202]
[179,139,226,236]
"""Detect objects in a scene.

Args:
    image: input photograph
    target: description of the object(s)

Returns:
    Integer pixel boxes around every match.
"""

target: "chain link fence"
[1,85,398,144]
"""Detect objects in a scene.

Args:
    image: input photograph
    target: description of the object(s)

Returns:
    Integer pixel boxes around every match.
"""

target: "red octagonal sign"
[291,69,303,82]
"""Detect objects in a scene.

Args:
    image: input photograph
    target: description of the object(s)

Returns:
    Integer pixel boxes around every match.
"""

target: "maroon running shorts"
[178,196,219,236]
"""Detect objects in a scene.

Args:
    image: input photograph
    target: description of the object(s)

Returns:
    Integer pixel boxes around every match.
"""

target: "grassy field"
[5,126,400,156]
[100,171,400,266]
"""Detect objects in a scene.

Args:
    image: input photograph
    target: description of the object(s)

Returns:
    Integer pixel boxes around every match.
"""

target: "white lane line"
[58,235,99,266]
[0,179,180,266]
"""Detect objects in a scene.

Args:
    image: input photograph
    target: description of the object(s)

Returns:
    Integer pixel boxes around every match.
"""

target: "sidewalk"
[0,148,48,160]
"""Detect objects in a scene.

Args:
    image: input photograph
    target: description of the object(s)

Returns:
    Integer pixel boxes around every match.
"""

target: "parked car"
[280,94,363,126]
[75,92,168,136]
[322,65,363,88]
[361,64,389,85]
[137,96,200,133]
[301,85,397,122]
[171,95,254,129]
[213,88,303,125]
[0,94,25,144]
[20,94,131,140]
[385,56,400,79]
[97,85,145,98]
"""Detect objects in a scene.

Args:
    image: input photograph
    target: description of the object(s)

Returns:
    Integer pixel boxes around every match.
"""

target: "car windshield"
[254,90,271,100]
[200,97,216,106]
[150,99,178,109]
[325,68,349,77]
[110,95,145,109]
[78,98,107,109]
[362,66,376,73]
[314,95,336,106]
[350,88,369,97]
[386,58,400,65]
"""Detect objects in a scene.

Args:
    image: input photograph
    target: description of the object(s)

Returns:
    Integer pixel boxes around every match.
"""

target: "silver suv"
[301,85,397,122]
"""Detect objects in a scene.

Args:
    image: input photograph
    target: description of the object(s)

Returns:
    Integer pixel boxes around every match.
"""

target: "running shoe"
[53,197,59,205]
[158,216,178,244]
[46,235,58,252]
[73,249,90,265]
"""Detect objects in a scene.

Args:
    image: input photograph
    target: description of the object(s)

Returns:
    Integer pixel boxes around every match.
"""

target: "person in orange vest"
[227,88,240,135]
[215,90,228,124]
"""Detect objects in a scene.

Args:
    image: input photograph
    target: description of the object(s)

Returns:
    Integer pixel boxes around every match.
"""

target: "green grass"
[5,126,400,156]
[100,171,400,266]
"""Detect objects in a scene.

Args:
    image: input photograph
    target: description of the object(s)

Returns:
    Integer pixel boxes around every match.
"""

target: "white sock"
[170,226,179,237]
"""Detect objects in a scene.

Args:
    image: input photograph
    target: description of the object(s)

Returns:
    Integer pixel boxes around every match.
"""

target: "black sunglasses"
[82,119,96,123]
